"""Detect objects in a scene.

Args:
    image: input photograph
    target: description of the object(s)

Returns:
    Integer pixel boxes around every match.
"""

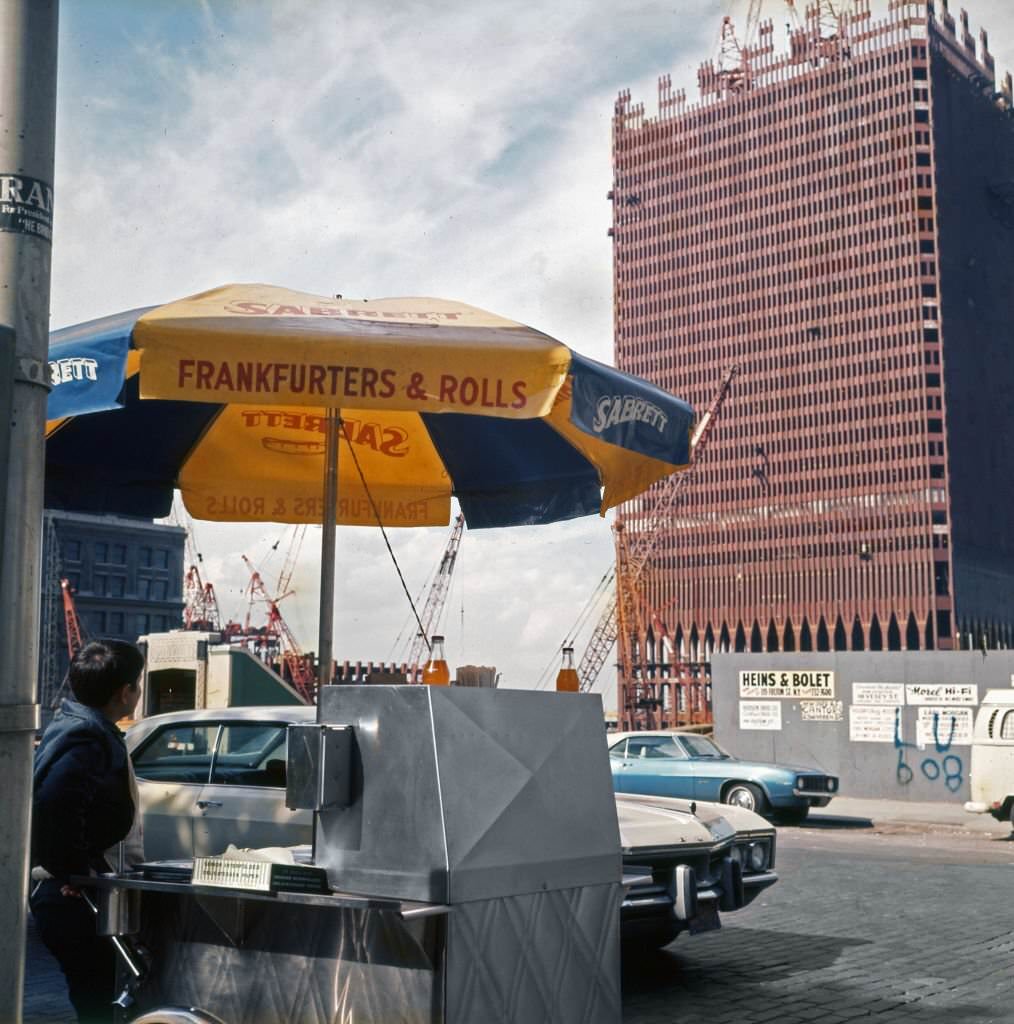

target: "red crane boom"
[61,578,84,658]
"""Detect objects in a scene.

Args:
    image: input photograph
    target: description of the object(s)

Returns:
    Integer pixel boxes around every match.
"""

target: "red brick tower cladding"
[610,0,1010,663]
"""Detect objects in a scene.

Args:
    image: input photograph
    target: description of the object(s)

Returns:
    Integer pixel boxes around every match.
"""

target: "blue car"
[608,731,838,823]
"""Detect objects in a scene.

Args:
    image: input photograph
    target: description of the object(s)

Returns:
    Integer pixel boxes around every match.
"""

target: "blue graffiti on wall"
[894,707,964,792]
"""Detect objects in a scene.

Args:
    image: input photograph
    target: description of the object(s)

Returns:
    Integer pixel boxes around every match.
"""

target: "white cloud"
[52,0,1014,706]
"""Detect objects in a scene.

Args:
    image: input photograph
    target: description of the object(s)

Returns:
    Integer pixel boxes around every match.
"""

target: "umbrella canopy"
[46,284,694,530]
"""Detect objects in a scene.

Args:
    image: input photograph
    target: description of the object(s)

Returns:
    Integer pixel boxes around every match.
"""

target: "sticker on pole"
[0,174,53,244]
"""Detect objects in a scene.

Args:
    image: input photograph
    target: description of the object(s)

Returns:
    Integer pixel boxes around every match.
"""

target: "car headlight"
[728,844,744,867]
[748,842,768,872]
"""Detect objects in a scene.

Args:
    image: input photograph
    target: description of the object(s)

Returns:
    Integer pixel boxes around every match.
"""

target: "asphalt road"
[23,814,1014,1023]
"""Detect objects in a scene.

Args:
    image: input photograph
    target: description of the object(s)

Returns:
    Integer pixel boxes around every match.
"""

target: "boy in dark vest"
[31,639,144,1024]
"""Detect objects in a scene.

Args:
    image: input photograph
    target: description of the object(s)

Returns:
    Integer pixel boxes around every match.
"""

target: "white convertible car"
[127,706,778,949]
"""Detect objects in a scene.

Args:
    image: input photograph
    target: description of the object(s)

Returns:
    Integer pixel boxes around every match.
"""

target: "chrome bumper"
[792,789,833,806]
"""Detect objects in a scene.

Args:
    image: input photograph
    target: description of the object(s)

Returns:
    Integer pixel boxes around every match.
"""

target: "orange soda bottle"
[422,635,451,686]
[555,646,580,692]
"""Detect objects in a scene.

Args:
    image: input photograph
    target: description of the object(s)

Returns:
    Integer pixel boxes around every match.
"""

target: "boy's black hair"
[68,639,144,708]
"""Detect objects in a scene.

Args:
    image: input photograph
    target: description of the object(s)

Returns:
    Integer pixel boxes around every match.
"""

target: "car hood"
[622,793,772,834]
[704,757,829,776]
[615,793,737,852]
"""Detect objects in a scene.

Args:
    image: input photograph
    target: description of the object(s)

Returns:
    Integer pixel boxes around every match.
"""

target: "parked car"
[126,706,778,949]
[608,730,838,823]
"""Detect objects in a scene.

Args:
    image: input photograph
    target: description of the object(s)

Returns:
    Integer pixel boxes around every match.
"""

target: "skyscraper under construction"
[610,0,1014,702]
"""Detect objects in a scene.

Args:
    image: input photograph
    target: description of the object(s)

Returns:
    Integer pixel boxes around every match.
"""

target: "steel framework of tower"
[611,0,1014,670]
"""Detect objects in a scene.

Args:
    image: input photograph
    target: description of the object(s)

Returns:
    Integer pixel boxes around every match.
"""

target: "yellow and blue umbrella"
[46,283,694,530]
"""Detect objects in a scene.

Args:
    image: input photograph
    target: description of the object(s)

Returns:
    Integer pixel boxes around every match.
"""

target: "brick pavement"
[622,842,1013,1024]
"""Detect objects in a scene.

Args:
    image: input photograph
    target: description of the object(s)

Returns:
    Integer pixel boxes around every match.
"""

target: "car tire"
[723,781,767,815]
[776,806,809,826]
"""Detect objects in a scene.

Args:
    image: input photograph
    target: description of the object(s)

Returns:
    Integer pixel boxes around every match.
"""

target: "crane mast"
[183,564,222,633]
[407,513,465,682]
[577,366,739,693]
[61,578,85,659]
[242,555,316,703]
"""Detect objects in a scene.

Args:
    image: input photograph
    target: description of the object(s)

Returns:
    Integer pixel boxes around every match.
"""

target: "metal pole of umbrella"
[317,409,340,692]
[0,2,59,1020]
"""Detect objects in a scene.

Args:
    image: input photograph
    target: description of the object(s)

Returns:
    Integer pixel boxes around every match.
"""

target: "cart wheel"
[129,1009,226,1024]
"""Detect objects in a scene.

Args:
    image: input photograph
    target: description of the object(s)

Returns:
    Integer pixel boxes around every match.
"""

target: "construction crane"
[711,0,766,93]
[275,525,307,604]
[183,564,222,633]
[575,366,739,694]
[176,496,223,633]
[242,555,316,703]
[406,513,465,683]
[47,577,88,711]
[718,1,849,85]
[61,577,85,659]
[716,15,750,93]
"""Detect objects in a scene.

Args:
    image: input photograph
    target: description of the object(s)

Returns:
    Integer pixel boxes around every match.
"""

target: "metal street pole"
[0,2,59,1020]
[317,409,340,692]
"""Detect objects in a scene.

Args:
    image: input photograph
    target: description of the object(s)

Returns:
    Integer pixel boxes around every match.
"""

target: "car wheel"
[723,781,767,814]
[777,805,809,826]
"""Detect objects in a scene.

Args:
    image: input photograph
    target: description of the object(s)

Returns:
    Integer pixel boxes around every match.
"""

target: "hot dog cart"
[87,686,623,1024]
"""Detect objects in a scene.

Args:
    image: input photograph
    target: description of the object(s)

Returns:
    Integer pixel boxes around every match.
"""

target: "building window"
[154,549,169,569]
[137,614,150,635]
[108,576,126,598]
[111,544,127,565]
[140,547,152,567]
[63,540,81,562]
[151,579,168,601]
[94,542,108,562]
[138,578,151,600]
[108,612,125,634]
[93,574,107,596]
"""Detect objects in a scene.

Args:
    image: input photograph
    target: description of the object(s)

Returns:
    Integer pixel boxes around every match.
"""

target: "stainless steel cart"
[94,686,623,1024]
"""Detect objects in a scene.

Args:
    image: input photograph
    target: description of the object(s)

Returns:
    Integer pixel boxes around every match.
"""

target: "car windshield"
[679,735,729,759]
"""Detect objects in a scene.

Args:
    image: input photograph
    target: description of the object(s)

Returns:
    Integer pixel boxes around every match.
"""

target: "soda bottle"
[422,635,451,686]
[555,646,580,692]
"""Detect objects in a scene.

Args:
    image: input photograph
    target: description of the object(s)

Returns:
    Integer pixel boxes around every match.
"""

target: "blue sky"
[50,0,1014,699]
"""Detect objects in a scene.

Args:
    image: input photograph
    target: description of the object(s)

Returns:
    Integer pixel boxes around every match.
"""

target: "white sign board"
[800,700,844,722]
[849,705,899,743]
[852,682,906,706]
[739,701,782,731]
[915,707,973,748]
[906,684,978,706]
[739,670,835,699]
